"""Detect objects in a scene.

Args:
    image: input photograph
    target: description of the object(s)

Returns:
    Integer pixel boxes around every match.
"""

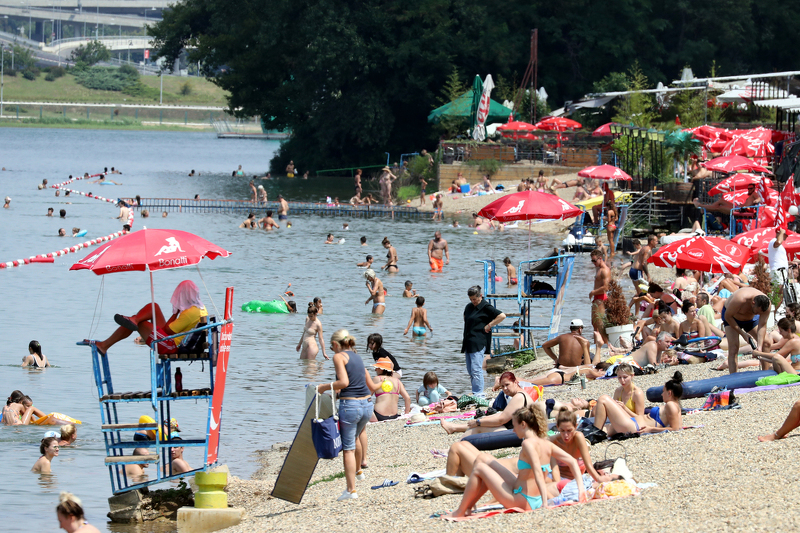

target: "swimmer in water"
[47,208,54,217]
[124,448,151,481]
[22,340,50,368]
[91,174,120,185]
[188,170,196,177]
[60,209,66,218]
[141,210,149,218]
[313,297,324,315]
[4,196,11,208]
[325,234,335,244]
[58,228,66,237]
[357,255,373,268]
[55,190,60,197]
[381,237,398,273]
[404,296,433,336]
[240,213,256,229]
[56,492,101,533]
[364,269,386,315]
[72,228,82,237]
[258,210,280,230]
[342,223,349,231]
[32,436,59,473]
[59,424,78,446]
[360,236,367,246]
[403,280,418,298]
[162,211,168,218]
[170,437,192,474]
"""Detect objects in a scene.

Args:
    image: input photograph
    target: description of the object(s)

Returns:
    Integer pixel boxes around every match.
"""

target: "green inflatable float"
[241,299,296,313]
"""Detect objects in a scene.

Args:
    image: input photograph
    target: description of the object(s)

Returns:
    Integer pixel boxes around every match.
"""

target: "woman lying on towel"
[527,362,610,387]
[446,405,586,517]
[752,318,800,374]
[593,371,684,435]
[550,409,622,487]
[441,372,532,436]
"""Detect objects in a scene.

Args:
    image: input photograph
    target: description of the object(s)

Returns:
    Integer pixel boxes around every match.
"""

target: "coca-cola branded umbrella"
[577,164,632,181]
[533,117,582,131]
[722,188,779,207]
[648,235,751,274]
[592,123,615,137]
[703,155,771,174]
[708,174,773,195]
[733,227,800,261]
[497,121,537,139]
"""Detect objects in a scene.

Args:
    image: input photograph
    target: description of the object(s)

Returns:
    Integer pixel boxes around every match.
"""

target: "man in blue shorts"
[722,287,771,374]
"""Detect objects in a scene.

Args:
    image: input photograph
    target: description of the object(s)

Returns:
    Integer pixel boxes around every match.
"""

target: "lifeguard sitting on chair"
[89,280,207,356]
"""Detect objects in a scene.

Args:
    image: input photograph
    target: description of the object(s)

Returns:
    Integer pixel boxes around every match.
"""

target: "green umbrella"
[427,90,512,124]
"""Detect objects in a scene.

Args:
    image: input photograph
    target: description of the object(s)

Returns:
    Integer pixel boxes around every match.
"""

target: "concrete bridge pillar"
[34,20,43,42]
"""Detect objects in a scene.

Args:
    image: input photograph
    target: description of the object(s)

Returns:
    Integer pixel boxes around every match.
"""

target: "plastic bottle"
[175,367,183,392]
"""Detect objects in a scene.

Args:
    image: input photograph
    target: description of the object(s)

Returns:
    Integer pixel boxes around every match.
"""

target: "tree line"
[149,0,799,172]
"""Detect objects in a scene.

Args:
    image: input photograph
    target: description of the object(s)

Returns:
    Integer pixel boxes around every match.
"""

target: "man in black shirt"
[462,286,506,396]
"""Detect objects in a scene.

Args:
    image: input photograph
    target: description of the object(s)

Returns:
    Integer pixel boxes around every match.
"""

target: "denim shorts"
[338,398,373,451]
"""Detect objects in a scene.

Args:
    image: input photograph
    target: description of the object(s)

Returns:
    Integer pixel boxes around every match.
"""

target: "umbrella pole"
[149,270,158,417]
[528,220,532,260]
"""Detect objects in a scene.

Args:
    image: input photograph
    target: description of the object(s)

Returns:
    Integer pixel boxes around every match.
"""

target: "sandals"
[114,314,138,331]
[413,484,435,499]
[371,479,399,490]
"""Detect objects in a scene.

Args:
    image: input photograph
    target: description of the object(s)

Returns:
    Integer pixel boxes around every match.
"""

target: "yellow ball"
[473,231,478,234]
[381,380,393,393]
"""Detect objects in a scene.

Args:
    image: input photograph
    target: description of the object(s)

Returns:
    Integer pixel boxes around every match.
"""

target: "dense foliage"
[149,0,800,171]
[70,41,111,67]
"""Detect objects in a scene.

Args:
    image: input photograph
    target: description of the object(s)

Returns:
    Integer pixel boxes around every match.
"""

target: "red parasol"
[534,117,582,131]
[703,155,771,174]
[70,228,231,275]
[648,235,751,274]
[722,188,779,207]
[592,123,614,137]
[733,227,800,260]
[478,190,583,222]
[708,174,773,195]
[497,121,537,134]
[577,164,632,181]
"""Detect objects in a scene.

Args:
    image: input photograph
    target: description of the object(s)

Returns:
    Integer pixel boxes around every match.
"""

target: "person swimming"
[22,340,50,368]
[32,436,59,473]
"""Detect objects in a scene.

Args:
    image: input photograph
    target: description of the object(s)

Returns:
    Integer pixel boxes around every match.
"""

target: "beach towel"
[755,373,800,387]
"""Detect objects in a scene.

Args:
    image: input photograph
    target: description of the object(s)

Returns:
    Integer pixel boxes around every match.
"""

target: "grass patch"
[396,185,421,202]
[308,471,345,487]
[512,349,536,368]
[0,118,214,132]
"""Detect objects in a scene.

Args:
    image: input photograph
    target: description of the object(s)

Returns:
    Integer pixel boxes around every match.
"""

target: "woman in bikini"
[32,436,60,473]
[381,237,398,273]
[595,371,684,435]
[527,363,610,387]
[364,269,386,315]
[296,303,329,360]
[369,358,411,422]
[550,408,620,488]
[677,300,707,341]
[446,404,586,517]
[441,371,532,436]
[592,364,645,435]
[21,340,50,368]
[752,318,800,374]
[3,395,44,425]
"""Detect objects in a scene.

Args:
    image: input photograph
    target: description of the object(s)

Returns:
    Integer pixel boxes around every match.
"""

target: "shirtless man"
[503,257,517,286]
[549,177,585,192]
[420,177,428,206]
[589,249,611,345]
[249,180,257,202]
[693,183,761,215]
[170,439,192,475]
[354,169,363,197]
[722,288,771,373]
[117,201,131,224]
[258,210,280,230]
[427,231,450,272]
[542,319,592,367]
[239,213,256,229]
[630,333,674,367]
[629,235,657,291]
[124,448,151,481]
[364,269,386,315]
[277,195,289,222]
[404,296,433,336]
[432,194,444,222]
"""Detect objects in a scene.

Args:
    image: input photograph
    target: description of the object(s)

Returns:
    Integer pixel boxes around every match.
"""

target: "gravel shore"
[223,358,800,532]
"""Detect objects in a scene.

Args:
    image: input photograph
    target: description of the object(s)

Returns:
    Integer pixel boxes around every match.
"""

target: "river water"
[0,128,597,532]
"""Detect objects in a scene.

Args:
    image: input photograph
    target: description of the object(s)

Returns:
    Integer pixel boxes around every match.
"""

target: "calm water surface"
[0,128,596,532]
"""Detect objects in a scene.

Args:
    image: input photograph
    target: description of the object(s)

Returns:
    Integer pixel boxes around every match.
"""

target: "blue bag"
[311,384,342,459]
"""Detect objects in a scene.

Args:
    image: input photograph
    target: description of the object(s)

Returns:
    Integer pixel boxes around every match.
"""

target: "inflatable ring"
[33,412,82,426]
[241,299,290,313]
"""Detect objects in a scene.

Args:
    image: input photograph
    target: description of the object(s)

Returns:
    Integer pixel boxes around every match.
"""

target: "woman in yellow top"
[92,280,207,356]
[591,363,645,435]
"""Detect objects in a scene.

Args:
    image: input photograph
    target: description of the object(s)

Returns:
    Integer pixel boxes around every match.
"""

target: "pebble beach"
[224,355,800,532]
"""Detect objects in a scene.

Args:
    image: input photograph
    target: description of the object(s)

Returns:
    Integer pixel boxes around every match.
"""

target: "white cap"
[570,319,584,327]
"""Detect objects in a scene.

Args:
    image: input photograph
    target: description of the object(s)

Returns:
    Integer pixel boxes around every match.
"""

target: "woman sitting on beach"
[32,436,59,473]
[550,408,621,488]
[752,318,800,374]
[441,372,531,436]
[527,363,611,387]
[594,371,684,435]
[56,492,101,533]
[677,300,707,341]
[296,303,328,360]
[446,405,586,517]
[369,358,411,422]
[21,340,50,368]
[591,364,645,434]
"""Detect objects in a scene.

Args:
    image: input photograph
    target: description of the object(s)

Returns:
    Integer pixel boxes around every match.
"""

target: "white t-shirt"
[767,238,789,272]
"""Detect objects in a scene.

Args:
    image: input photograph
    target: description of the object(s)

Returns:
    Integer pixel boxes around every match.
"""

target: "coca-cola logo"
[688,250,704,259]
[725,244,742,257]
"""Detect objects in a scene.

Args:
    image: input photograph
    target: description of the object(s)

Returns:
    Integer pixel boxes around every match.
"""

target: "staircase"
[624,190,682,232]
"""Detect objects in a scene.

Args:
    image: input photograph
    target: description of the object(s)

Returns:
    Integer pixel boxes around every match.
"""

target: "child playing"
[404,296,433,336]
[367,333,402,377]
[402,280,418,298]
[503,257,518,286]
[357,255,373,268]
[416,371,450,406]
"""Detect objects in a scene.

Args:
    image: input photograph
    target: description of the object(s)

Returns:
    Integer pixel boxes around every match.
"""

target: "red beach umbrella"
[592,123,614,137]
[70,228,231,275]
[534,117,582,131]
[497,121,537,134]
[721,188,779,207]
[478,190,583,222]
[732,227,798,250]
[703,155,771,174]
[577,164,632,181]
[707,174,773,195]
[648,235,751,274]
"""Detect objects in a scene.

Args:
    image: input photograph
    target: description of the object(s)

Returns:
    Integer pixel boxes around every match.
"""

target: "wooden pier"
[136,198,424,218]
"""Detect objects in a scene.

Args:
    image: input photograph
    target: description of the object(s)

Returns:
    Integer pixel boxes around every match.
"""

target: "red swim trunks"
[430,256,444,272]
[593,294,608,302]
[146,327,179,355]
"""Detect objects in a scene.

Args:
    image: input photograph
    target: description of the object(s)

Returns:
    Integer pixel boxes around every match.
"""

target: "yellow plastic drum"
[194,471,228,509]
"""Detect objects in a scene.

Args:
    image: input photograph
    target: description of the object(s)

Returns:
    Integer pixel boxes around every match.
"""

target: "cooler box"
[460,184,471,193]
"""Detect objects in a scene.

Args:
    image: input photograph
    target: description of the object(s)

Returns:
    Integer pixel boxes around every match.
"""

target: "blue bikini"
[513,459,550,510]
[650,406,665,427]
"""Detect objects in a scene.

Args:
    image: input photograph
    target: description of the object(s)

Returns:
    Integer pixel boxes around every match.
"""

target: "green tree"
[3,45,36,71]
[592,72,629,94]
[664,130,701,182]
[612,62,657,127]
[70,41,111,67]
